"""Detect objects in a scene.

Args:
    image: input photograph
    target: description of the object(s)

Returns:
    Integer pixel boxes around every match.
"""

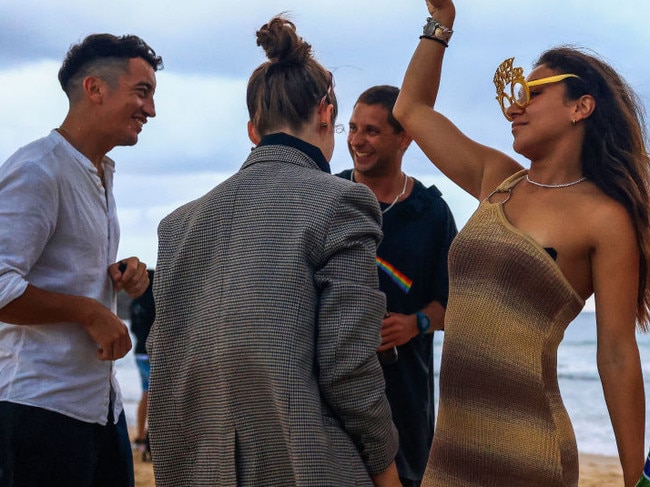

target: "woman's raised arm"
[394,0,521,199]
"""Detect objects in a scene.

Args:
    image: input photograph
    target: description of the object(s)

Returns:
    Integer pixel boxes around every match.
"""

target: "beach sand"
[133,448,155,487]
[578,454,624,486]
[131,447,624,486]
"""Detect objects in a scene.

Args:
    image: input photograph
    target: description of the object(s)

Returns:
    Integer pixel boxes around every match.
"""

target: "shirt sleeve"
[0,160,58,308]
[430,196,458,308]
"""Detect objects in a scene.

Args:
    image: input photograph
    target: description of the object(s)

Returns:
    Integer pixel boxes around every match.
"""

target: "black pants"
[400,478,422,487]
[0,401,134,487]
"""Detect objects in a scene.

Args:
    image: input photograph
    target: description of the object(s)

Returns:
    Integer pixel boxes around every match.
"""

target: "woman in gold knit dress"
[393,1,650,486]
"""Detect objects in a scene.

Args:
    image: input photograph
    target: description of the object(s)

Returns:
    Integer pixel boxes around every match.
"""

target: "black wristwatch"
[416,311,431,335]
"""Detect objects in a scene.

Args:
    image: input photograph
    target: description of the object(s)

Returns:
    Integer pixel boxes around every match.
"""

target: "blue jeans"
[135,354,150,392]
[0,401,134,487]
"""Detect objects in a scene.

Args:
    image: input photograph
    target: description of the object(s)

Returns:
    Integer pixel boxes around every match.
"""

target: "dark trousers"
[0,401,134,487]
[400,478,422,487]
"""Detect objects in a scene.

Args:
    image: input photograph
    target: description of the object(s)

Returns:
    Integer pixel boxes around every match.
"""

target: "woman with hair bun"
[147,16,400,487]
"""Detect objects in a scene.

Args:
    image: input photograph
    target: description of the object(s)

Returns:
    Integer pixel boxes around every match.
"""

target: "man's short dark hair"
[58,33,163,95]
[355,85,404,134]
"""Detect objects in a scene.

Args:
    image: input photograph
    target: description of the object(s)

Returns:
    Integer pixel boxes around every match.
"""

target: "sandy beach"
[132,446,155,487]
[578,454,624,485]
[131,447,624,486]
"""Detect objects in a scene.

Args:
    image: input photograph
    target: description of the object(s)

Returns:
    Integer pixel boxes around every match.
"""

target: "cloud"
[111,71,251,175]
[0,61,67,160]
[1,0,649,268]
[115,171,234,264]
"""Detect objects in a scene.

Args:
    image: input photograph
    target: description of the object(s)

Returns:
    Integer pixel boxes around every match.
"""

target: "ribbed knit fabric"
[423,171,585,487]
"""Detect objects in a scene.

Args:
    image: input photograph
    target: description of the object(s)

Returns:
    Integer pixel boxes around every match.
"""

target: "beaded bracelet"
[419,35,449,48]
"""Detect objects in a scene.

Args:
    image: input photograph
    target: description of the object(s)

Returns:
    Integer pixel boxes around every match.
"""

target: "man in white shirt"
[0,33,163,487]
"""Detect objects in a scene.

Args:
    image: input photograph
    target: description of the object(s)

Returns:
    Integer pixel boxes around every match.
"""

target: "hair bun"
[256,16,312,65]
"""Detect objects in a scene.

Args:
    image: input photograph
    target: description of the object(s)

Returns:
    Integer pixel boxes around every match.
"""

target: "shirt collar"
[257,133,330,174]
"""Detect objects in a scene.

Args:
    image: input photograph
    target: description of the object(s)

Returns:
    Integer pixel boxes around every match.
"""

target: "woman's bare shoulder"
[579,183,636,248]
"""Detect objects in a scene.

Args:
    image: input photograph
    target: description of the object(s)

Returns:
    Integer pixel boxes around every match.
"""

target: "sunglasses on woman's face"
[493,57,580,121]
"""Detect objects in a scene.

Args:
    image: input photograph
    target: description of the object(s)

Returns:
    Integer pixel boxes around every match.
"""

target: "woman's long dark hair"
[536,47,650,329]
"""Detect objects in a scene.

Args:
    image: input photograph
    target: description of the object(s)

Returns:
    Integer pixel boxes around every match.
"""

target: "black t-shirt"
[337,170,458,479]
[130,269,155,355]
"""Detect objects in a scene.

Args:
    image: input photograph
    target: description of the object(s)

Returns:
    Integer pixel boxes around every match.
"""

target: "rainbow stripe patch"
[376,256,412,293]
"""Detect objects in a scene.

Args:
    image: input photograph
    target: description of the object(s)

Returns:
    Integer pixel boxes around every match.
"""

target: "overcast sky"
[1,0,649,270]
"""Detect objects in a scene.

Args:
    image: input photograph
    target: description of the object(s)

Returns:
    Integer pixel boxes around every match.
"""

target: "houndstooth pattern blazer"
[147,141,399,486]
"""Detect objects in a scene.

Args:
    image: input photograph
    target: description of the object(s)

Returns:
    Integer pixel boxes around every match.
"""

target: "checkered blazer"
[147,142,399,486]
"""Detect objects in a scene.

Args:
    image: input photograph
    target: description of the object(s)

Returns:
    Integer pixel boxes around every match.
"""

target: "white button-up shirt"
[0,130,123,424]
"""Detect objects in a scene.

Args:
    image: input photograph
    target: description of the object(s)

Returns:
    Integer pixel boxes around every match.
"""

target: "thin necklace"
[57,126,72,139]
[351,170,408,214]
[526,173,587,188]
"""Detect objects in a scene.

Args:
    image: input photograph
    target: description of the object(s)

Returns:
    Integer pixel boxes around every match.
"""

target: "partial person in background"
[394,0,649,485]
[129,268,155,460]
[0,33,161,487]
[147,15,400,487]
[337,85,456,487]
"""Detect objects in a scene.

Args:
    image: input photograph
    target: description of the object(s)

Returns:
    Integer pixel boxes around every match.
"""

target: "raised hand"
[425,0,455,19]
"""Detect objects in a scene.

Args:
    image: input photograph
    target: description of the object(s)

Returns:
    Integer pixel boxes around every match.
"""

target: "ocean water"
[115,311,650,457]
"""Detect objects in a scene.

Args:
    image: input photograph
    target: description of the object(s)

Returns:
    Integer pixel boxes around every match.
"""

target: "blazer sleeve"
[313,182,399,475]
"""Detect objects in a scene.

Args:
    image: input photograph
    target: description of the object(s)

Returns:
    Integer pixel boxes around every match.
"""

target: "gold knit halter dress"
[423,171,584,487]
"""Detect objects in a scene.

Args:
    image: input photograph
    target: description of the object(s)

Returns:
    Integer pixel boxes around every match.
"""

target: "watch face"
[434,26,451,41]
[418,312,430,333]
[424,19,452,41]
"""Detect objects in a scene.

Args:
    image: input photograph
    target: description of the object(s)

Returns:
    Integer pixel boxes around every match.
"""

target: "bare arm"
[0,256,148,361]
[592,205,645,486]
[0,284,132,361]
[393,0,521,199]
[378,300,445,351]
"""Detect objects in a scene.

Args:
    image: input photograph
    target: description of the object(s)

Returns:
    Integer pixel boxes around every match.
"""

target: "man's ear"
[82,76,104,103]
[399,131,413,152]
[247,120,261,145]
